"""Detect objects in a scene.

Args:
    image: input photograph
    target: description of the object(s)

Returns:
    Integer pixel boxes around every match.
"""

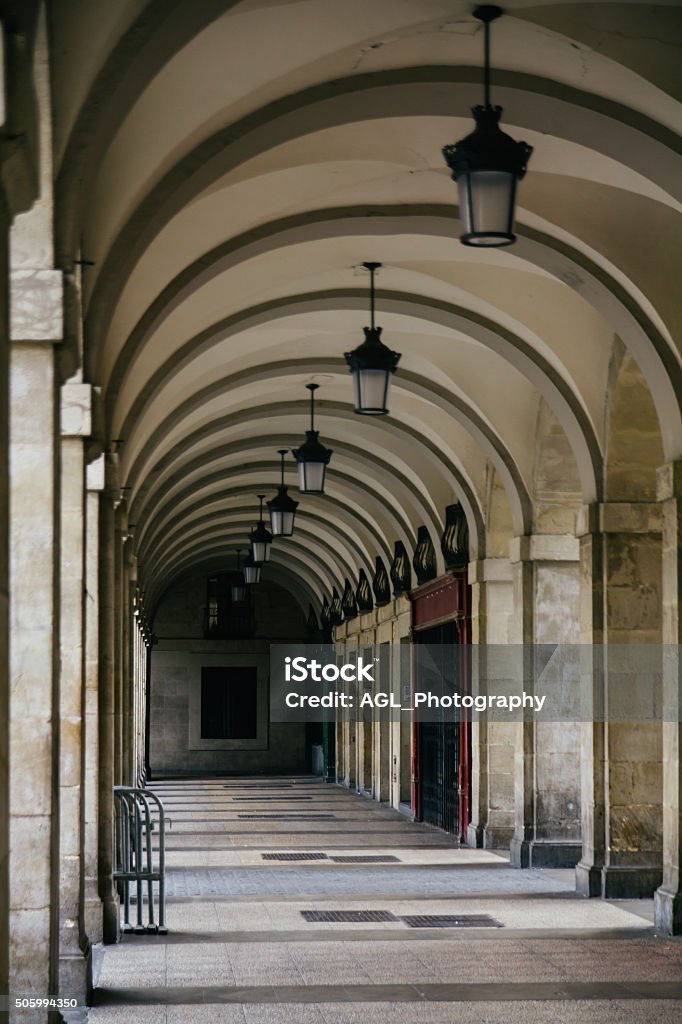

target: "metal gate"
[114,786,168,934]
[419,718,458,832]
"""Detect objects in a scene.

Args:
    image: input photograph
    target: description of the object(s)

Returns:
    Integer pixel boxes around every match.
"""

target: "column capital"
[467,558,513,583]
[508,535,579,563]
[576,502,662,537]
[509,536,531,564]
[657,461,682,501]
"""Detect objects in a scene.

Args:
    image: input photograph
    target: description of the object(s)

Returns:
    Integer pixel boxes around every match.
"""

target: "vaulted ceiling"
[47,0,682,615]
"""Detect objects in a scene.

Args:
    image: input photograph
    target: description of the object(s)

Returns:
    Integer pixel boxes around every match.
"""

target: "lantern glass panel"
[459,170,515,245]
[270,508,296,536]
[353,367,390,415]
[231,583,246,602]
[243,563,261,584]
[298,460,326,494]
[251,538,271,563]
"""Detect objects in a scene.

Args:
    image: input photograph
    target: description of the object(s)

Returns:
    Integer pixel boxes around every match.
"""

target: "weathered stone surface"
[9,269,63,341]
[61,382,92,437]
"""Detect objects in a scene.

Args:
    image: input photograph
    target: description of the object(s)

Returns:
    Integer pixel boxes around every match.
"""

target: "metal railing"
[114,786,168,934]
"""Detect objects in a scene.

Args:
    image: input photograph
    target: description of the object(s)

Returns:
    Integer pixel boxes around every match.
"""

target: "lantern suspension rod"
[278,449,287,486]
[474,5,502,109]
[362,261,381,330]
[257,493,266,518]
[306,383,318,431]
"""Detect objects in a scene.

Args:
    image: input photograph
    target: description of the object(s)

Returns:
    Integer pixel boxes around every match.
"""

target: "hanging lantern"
[293,383,333,493]
[267,449,299,536]
[251,494,273,563]
[232,549,247,602]
[442,5,532,247]
[243,551,262,584]
[344,262,400,415]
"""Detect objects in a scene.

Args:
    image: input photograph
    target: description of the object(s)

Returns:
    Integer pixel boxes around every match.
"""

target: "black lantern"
[243,551,262,584]
[232,549,247,602]
[293,384,333,493]
[344,262,401,415]
[251,494,273,563]
[267,449,299,536]
[442,5,532,247]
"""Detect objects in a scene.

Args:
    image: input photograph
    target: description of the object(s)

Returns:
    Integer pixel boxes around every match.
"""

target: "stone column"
[655,462,682,934]
[58,383,92,1003]
[98,459,120,943]
[9,327,61,1005]
[575,505,606,896]
[0,199,9,1010]
[576,502,663,898]
[507,537,583,867]
[467,558,514,848]
[83,456,105,944]
[121,550,138,786]
[509,538,535,867]
[466,559,488,847]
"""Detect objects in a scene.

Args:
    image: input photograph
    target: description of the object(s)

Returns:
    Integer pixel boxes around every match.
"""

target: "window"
[200,666,258,739]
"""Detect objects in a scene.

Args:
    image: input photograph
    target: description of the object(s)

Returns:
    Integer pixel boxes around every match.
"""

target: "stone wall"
[149,573,308,776]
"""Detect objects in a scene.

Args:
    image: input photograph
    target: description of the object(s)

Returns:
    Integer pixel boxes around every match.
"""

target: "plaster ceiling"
[48,0,682,614]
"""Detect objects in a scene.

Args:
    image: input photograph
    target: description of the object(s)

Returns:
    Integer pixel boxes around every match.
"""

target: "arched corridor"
[0,1,681,1021]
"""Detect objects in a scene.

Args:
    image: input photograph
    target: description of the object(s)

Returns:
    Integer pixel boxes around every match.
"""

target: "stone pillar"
[98,460,120,943]
[467,559,488,847]
[113,505,126,787]
[576,502,663,898]
[509,538,535,868]
[83,456,105,944]
[0,193,9,1010]
[655,461,682,934]
[57,383,92,1003]
[9,332,60,1007]
[467,557,514,848]
[575,505,606,896]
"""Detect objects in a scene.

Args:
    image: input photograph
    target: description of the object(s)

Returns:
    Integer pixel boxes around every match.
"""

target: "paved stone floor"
[89,777,682,1023]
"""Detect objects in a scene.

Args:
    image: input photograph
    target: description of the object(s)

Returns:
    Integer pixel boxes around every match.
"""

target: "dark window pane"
[201,666,258,739]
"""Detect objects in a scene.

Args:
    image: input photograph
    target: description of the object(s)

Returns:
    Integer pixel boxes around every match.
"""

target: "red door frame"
[410,571,471,840]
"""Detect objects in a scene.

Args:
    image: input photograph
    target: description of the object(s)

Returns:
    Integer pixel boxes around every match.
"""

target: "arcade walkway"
[89,777,681,1023]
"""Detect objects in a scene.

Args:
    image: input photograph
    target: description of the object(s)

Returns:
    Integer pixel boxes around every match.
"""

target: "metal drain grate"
[301,910,398,923]
[234,796,313,801]
[223,784,293,789]
[401,914,503,928]
[331,855,400,863]
[237,813,335,820]
[262,852,329,861]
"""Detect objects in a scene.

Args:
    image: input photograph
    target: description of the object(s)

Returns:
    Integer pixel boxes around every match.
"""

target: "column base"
[528,841,582,868]
[576,859,602,897]
[510,834,530,868]
[102,895,120,944]
[483,825,513,850]
[83,893,103,946]
[654,885,682,935]
[467,823,484,848]
[601,865,662,899]
[58,952,88,1005]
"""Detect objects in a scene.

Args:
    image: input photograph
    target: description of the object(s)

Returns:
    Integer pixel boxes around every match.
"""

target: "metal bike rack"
[113,786,168,934]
